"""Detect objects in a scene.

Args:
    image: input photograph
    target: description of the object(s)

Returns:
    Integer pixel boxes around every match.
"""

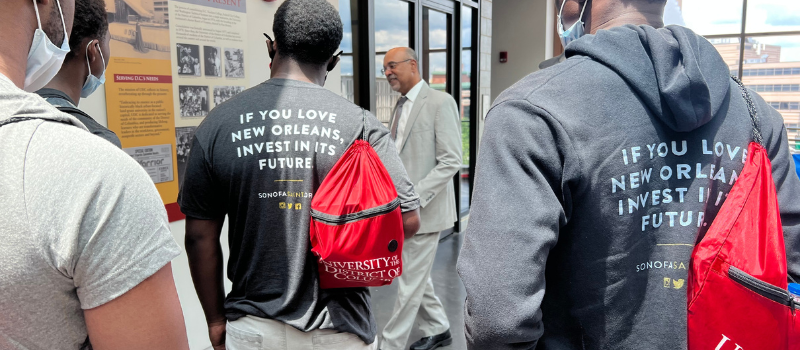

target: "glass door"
[339,0,482,231]
[460,5,476,213]
[422,5,463,230]
[375,0,412,124]
[422,8,451,93]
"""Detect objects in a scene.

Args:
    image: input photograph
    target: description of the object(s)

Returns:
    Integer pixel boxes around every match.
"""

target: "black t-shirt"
[178,79,419,343]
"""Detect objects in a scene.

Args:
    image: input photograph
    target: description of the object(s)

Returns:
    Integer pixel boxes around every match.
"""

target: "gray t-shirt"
[0,74,181,349]
[178,78,420,344]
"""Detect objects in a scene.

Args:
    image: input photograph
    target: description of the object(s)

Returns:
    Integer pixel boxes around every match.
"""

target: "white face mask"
[81,41,106,98]
[557,0,589,49]
[24,0,71,92]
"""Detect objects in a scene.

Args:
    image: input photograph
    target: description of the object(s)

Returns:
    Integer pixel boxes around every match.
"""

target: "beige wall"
[74,1,341,349]
[169,4,341,348]
[73,1,492,347]
[479,0,493,147]
[490,0,552,103]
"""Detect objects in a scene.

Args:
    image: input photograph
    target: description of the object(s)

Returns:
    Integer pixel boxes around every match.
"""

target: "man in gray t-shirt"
[178,1,420,349]
[0,0,188,348]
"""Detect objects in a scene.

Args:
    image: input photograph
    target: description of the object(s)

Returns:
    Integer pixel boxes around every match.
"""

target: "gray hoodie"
[458,25,800,349]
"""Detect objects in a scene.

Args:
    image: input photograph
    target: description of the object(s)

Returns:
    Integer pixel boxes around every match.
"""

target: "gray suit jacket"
[394,82,462,233]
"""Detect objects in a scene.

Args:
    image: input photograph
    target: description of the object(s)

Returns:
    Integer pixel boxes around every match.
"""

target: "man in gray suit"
[379,47,462,350]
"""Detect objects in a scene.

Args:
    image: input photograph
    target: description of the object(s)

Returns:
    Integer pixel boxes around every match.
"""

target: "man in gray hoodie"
[457,0,800,349]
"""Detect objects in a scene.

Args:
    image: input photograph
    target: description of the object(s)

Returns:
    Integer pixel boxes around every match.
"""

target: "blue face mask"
[81,41,106,98]
[557,0,589,48]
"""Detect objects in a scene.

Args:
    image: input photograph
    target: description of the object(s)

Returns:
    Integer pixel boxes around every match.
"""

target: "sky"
[340,0,800,77]
[677,0,800,62]
[338,0,474,78]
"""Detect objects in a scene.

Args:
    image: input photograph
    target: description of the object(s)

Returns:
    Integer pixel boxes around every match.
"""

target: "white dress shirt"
[394,80,425,152]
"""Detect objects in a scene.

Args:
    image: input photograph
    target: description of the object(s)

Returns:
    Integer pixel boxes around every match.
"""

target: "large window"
[671,0,800,152]
[338,0,354,102]
[336,0,482,229]
[424,8,450,90]
[460,5,474,211]
[374,0,411,124]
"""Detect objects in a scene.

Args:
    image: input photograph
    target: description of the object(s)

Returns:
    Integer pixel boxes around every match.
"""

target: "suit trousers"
[380,231,450,350]
[225,315,377,350]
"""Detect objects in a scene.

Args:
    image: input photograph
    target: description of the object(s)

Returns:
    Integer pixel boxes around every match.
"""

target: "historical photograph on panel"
[213,86,245,106]
[224,48,245,78]
[176,126,198,189]
[204,46,221,77]
[105,0,171,60]
[178,85,209,117]
[176,43,201,76]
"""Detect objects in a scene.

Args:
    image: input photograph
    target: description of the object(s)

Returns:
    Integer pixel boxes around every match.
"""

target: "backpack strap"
[54,105,95,121]
[731,75,763,147]
[361,108,368,141]
[40,94,77,109]
[1,93,84,129]
[40,94,97,122]
[0,117,70,127]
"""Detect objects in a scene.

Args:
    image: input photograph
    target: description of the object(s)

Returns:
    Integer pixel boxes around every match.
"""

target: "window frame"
[700,0,800,78]
[341,0,482,232]
[698,0,800,152]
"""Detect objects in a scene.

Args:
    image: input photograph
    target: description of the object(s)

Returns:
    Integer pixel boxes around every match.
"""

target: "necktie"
[390,96,408,141]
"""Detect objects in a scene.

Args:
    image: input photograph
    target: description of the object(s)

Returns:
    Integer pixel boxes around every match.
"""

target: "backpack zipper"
[728,266,797,315]
[311,197,401,225]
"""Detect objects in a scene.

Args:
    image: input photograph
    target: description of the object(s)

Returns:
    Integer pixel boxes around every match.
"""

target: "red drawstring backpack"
[687,77,800,349]
[309,110,405,289]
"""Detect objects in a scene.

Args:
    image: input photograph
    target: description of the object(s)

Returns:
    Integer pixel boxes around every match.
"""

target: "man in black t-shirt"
[178,1,420,349]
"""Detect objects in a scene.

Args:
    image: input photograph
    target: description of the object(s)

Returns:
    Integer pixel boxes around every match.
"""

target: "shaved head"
[384,47,421,94]
[557,0,666,38]
[402,47,419,62]
[387,47,419,63]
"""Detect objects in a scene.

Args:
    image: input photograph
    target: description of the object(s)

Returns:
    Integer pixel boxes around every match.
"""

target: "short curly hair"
[66,0,109,60]
[273,0,343,66]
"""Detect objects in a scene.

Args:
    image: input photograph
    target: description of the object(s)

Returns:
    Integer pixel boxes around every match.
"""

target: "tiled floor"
[369,231,467,350]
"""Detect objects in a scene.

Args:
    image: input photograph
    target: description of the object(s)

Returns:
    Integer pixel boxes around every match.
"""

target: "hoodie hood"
[566,25,731,132]
[0,73,87,130]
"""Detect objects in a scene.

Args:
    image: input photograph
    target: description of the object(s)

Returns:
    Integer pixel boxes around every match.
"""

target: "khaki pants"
[226,315,377,350]
[380,231,450,350]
